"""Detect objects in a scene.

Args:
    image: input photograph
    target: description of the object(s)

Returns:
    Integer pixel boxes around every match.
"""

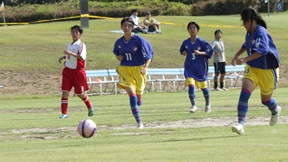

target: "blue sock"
[237,88,251,125]
[201,88,210,106]
[188,84,196,106]
[137,100,142,107]
[262,98,278,115]
[130,94,142,124]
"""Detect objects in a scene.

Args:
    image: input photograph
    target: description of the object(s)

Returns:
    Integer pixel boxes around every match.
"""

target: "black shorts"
[214,62,226,74]
[148,26,156,32]
[132,27,143,33]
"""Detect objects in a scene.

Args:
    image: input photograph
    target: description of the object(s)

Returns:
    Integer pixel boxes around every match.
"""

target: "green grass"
[1,12,288,74]
[0,88,288,161]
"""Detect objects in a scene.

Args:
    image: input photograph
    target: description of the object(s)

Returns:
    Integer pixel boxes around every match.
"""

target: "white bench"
[85,65,246,95]
[146,68,185,92]
[86,69,119,95]
[208,65,245,88]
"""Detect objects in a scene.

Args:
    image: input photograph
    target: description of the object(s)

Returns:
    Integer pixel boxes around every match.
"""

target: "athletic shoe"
[59,114,68,118]
[231,123,244,135]
[270,106,281,126]
[190,106,197,113]
[214,88,223,91]
[88,105,94,117]
[205,105,211,113]
[137,123,144,129]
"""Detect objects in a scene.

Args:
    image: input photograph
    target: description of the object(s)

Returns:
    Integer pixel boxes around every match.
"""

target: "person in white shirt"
[211,29,228,91]
[129,9,148,33]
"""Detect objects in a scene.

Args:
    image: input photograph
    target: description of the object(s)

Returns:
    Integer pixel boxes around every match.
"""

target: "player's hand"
[58,56,65,63]
[116,55,123,61]
[141,67,147,75]
[231,56,238,66]
[236,58,245,65]
[181,51,187,56]
[194,50,202,55]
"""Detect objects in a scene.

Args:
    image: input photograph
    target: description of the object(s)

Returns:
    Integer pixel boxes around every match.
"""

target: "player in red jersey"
[58,25,94,118]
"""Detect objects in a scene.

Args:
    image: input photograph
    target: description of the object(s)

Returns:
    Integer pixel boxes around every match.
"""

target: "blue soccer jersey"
[180,37,213,81]
[113,34,154,66]
[241,25,279,69]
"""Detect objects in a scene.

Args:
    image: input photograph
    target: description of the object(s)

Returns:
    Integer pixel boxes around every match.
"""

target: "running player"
[231,7,281,135]
[58,25,94,118]
[113,17,154,129]
[180,21,213,113]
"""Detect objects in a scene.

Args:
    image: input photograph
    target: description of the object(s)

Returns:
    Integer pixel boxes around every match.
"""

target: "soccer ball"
[77,119,97,138]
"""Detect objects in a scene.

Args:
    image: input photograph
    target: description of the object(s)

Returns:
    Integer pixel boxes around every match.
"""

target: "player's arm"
[141,59,152,75]
[59,56,66,63]
[63,50,84,60]
[235,52,262,65]
[231,47,246,66]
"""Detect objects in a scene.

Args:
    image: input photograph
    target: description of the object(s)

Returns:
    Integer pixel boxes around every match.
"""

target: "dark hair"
[120,17,135,27]
[187,21,200,31]
[146,11,151,15]
[132,9,138,13]
[70,25,83,34]
[240,7,267,29]
[214,29,222,36]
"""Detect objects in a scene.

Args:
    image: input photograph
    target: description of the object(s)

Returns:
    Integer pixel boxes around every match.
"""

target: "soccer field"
[0,88,287,161]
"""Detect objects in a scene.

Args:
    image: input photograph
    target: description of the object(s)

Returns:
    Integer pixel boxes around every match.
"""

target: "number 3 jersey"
[180,37,213,82]
[113,34,154,66]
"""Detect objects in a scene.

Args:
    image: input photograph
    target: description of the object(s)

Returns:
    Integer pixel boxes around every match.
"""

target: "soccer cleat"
[59,114,68,118]
[270,106,281,126]
[190,106,198,113]
[137,123,144,129]
[205,105,211,113]
[231,124,244,135]
[88,105,94,117]
[214,88,223,91]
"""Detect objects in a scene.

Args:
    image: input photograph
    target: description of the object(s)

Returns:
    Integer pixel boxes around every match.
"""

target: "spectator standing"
[180,21,213,113]
[231,7,281,135]
[58,25,94,118]
[113,17,154,129]
[211,29,228,91]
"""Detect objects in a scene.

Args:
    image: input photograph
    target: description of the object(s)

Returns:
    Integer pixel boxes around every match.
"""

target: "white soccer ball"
[77,119,97,138]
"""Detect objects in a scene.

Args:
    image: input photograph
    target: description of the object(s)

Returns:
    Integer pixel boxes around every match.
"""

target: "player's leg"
[219,62,227,90]
[60,68,72,118]
[78,94,94,116]
[259,68,281,126]
[119,66,143,128]
[60,91,70,118]
[213,62,221,90]
[197,81,211,113]
[186,78,197,113]
[74,70,94,117]
[126,87,143,128]
[232,65,255,134]
[136,94,143,106]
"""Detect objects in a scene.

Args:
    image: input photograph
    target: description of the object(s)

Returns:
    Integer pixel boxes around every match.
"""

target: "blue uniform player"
[113,17,154,129]
[180,21,213,113]
[231,7,281,135]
